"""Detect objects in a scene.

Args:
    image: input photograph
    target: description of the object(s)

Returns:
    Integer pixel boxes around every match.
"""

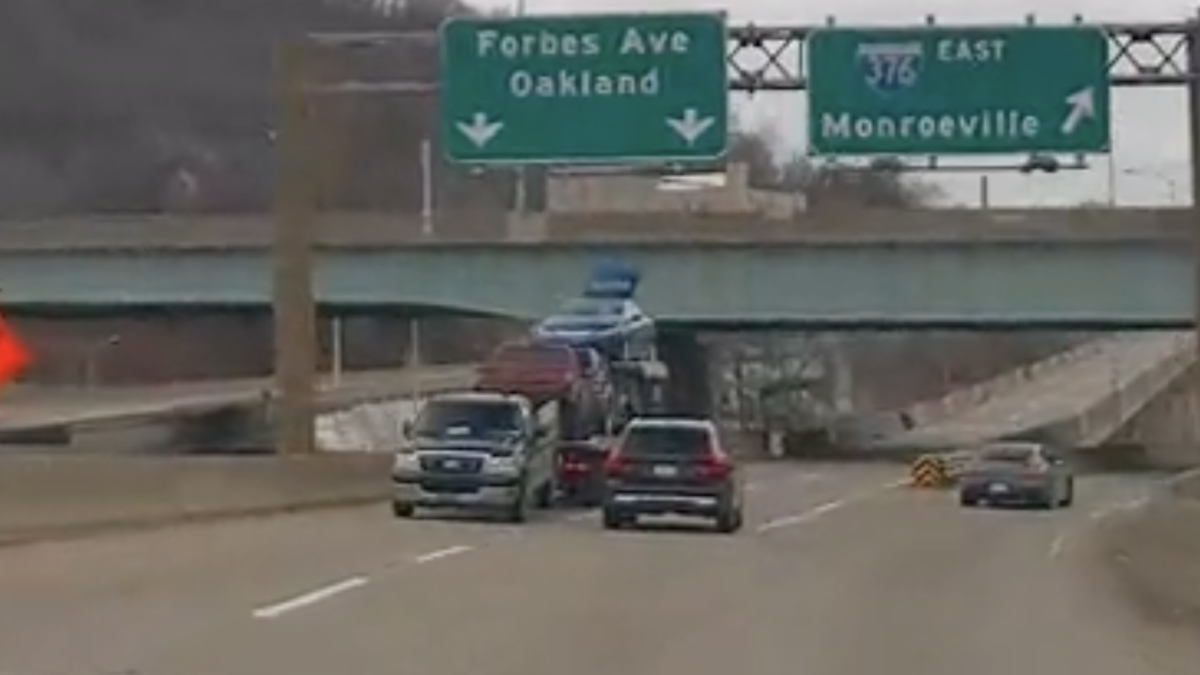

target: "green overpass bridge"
[0,208,1190,328]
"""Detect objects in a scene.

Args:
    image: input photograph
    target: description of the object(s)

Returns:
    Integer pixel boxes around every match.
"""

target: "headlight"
[392,452,419,472]
[485,453,522,474]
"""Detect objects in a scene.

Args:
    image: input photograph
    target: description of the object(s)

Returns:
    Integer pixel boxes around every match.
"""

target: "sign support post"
[272,42,319,456]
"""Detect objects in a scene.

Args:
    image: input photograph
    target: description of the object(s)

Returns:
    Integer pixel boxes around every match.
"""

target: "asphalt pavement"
[0,461,1193,675]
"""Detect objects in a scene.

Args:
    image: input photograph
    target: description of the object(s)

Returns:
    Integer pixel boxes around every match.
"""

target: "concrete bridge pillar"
[658,330,712,417]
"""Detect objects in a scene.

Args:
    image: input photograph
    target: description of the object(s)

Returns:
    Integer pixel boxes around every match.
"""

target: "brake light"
[698,447,733,480]
[560,461,587,474]
[603,450,628,477]
[557,450,589,474]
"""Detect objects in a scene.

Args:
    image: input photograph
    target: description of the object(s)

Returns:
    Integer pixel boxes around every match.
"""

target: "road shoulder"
[1088,472,1200,666]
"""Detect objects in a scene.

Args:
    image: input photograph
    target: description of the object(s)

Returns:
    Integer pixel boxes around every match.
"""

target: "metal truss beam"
[308,19,1200,92]
[727,21,1196,92]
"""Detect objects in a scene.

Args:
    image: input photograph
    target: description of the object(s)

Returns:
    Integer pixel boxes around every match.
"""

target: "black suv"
[600,417,745,533]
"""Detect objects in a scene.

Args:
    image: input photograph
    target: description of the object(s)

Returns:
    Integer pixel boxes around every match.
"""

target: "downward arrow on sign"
[666,108,715,146]
[456,112,504,148]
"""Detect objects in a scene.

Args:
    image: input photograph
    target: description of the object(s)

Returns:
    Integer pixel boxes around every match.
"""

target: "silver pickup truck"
[391,391,558,523]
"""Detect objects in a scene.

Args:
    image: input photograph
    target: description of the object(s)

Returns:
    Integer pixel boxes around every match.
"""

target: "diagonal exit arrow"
[1060,87,1095,135]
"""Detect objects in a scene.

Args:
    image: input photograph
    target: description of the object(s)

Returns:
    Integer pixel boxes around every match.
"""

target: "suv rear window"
[621,425,712,458]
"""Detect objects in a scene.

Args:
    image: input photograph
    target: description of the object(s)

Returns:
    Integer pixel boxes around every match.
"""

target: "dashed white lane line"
[253,544,476,618]
[414,544,473,564]
[1049,533,1068,559]
[754,476,916,534]
[253,576,369,619]
[756,500,845,533]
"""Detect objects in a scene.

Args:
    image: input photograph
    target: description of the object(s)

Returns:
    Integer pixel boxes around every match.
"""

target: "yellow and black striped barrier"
[909,454,952,488]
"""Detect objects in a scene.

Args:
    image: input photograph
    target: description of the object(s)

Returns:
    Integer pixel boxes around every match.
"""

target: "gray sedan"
[958,442,1074,509]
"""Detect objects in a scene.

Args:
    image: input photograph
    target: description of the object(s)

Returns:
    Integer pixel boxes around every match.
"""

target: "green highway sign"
[439,13,729,164]
[806,26,1111,156]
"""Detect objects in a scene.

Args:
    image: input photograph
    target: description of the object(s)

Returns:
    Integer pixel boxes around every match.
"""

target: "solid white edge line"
[252,576,369,619]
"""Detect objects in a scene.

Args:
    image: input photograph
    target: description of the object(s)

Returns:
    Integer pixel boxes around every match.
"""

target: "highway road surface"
[0,461,1194,675]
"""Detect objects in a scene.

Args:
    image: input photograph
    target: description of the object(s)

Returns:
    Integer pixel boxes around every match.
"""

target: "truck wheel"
[535,480,554,509]
[715,508,742,534]
[1061,479,1075,507]
[391,501,415,519]
[507,486,529,523]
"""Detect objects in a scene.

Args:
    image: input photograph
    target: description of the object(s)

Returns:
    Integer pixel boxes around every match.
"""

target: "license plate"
[652,465,678,478]
[988,483,1010,494]
[443,459,462,470]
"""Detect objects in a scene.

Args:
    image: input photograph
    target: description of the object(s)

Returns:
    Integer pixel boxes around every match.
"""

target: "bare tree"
[0,0,504,216]
[725,127,942,208]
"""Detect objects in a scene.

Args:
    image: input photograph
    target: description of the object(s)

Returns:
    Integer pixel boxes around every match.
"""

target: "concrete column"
[657,330,712,417]
[822,336,854,415]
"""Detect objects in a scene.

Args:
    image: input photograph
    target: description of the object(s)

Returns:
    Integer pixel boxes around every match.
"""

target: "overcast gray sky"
[468,0,1196,206]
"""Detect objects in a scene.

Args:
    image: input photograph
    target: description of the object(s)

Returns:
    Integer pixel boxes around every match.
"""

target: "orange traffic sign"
[0,312,30,388]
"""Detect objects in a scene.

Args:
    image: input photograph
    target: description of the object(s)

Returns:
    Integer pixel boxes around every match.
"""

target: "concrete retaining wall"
[904,338,1109,427]
[1041,334,1197,455]
[0,453,391,546]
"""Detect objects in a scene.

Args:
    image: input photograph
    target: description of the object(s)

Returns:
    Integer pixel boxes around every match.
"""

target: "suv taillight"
[698,447,733,480]
[603,450,628,477]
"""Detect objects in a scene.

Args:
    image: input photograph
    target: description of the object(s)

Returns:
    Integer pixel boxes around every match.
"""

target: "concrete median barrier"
[0,453,391,546]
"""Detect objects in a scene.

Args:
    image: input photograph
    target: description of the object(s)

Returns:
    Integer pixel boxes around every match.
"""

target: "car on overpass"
[958,441,1075,509]
[600,417,745,533]
[531,258,657,363]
